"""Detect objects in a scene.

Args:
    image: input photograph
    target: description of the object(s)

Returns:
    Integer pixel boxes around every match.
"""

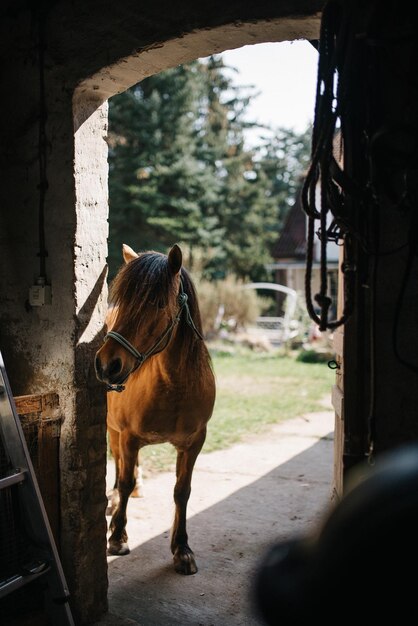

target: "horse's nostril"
[108,358,122,378]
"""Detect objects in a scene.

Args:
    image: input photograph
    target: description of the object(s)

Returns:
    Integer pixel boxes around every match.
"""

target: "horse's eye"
[158,299,166,310]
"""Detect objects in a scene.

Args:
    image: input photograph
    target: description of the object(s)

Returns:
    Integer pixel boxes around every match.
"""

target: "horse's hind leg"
[108,430,140,556]
[171,428,206,575]
[108,426,121,514]
[131,451,144,498]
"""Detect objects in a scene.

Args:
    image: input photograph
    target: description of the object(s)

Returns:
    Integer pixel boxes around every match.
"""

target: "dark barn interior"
[1,0,418,623]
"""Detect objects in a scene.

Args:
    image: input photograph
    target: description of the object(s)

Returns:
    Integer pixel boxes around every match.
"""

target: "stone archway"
[72,17,321,623]
[0,3,322,623]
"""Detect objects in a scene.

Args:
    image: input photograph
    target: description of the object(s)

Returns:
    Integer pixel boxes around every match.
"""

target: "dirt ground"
[95,410,334,626]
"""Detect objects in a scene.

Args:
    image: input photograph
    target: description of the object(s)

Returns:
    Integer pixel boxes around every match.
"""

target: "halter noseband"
[104,278,202,392]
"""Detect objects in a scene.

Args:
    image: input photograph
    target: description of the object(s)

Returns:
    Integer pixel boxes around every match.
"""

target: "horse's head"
[95,244,183,389]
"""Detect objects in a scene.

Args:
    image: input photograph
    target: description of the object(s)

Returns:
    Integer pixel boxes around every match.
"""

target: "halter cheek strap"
[104,278,202,392]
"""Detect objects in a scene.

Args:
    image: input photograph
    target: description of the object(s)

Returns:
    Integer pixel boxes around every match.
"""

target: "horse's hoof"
[173,547,198,575]
[108,541,130,556]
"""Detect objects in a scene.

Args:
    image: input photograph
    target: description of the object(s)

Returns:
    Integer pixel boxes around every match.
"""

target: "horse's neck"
[159,324,206,373]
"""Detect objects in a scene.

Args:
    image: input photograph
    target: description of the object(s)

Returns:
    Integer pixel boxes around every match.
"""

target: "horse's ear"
[168,244,182,275]
[122,244,138,264]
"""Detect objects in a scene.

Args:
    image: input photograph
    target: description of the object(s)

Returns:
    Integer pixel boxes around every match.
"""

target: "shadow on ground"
[96,417,333,626]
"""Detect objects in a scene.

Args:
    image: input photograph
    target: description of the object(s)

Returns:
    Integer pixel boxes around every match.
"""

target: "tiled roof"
[272,189,306,259]
[273,130,343,261]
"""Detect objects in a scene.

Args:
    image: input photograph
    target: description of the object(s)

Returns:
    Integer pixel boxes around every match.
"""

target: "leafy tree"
[257,126,312,209]
[196,56,278,280]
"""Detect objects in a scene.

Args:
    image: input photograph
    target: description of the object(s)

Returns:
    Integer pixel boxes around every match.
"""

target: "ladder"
[0,351,74,625]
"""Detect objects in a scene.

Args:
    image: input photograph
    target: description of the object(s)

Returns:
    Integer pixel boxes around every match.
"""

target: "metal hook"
[327,360,340,370]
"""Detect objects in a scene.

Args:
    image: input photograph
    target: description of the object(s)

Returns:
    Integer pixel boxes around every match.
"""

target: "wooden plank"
[333,327,344,358]
[332,384,344,500]
[332,408,344,502]
[14,394,44,415]
[332,384,344,418]
[41,393,59,413]
[332,242,345,498]
[13,393,61,547]
[14,393,59,418]
[39,418,61,547]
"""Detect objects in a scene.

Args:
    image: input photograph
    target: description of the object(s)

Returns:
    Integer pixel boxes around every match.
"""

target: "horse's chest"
[114,378,196,440]
[140,383,193,433]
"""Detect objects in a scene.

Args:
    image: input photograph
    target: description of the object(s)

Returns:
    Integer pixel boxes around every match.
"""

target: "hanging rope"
[304,0,418,463]
[302,1,357,331]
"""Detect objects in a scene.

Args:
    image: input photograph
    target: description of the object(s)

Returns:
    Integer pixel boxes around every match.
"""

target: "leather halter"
[104,278,202,392]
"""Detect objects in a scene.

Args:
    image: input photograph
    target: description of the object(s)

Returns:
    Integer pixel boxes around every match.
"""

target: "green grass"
[139,346,334,475]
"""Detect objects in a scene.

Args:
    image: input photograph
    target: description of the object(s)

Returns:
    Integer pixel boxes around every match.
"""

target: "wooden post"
[331,243,345,501]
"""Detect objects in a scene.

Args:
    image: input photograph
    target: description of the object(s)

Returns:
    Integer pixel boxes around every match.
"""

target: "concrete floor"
[95,410,334,626]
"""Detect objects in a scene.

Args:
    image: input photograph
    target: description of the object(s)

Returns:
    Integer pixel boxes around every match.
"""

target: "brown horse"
[95,244,215,574]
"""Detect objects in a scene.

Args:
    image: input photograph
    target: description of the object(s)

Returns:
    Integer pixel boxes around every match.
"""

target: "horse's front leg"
[108,430,140,556]
[171,428,206,575]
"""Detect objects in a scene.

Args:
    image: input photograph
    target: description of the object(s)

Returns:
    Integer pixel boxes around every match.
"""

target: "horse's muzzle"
[95,355,124,385]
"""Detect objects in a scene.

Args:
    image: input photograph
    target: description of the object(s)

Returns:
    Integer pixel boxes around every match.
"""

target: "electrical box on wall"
[29,278,52,306]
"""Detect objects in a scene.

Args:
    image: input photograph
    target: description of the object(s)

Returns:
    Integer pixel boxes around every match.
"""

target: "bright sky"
[219,40,319,146]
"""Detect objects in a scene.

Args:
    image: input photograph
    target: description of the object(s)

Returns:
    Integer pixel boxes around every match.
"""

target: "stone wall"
[0,1,321,622]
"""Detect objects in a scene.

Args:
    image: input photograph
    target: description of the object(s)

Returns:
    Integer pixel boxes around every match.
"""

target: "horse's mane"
[110,252,176,327]
[109,251,209,374]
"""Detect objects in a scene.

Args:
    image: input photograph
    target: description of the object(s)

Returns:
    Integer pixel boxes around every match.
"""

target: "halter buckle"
[106,383,125,393]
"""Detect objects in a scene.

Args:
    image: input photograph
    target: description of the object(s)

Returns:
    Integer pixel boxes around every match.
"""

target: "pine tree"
[107,56,311,282]
[196,55,270,279]
[108,62,216,276]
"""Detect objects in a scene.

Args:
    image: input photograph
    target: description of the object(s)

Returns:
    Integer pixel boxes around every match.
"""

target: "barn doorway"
[74,11,342,620]
[97,39,336,625]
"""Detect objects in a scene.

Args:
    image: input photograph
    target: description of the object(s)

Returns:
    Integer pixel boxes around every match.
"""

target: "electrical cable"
[36,4,49,280]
